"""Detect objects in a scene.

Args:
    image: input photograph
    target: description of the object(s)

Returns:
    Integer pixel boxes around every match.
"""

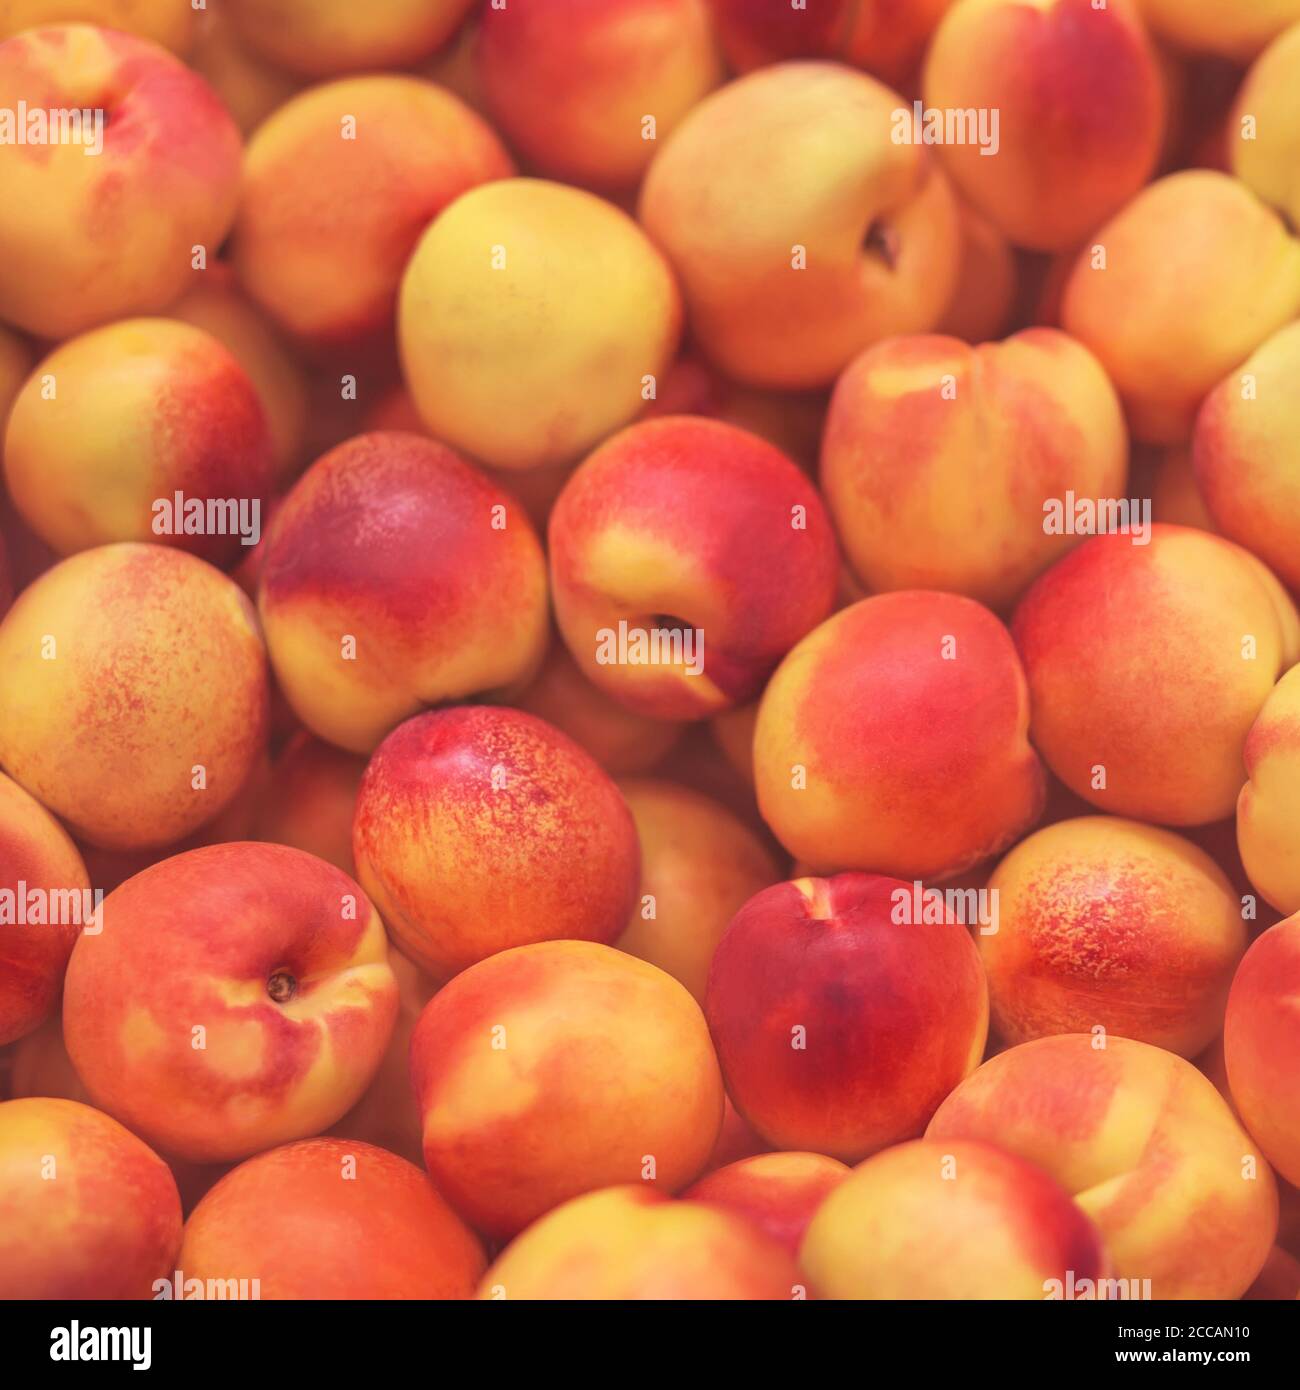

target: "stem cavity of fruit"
[863,219,901,271]
[266,970,297,1004]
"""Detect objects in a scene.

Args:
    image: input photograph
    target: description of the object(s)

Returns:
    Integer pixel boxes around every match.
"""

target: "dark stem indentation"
[267,970,297,1004]
[863,219,901,271]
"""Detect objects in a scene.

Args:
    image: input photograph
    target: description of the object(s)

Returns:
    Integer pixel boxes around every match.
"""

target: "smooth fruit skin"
[257,431,549,754]
[616,777,780,1004]
[226,0,473,76]
[821,328,1127,609]
[0,1097,182,1299]
[353,706,641,979]
[1135,0,1300,61]
[1225,917,1300,1187]
[754,592,1045,879]
[1232,22,1300,230]
[0,25,241,338]
[478,0,722,190]
[548,415,841,720]
[3,319,272,565]
[179,1137,484,1299]
[684,1151,850,1254]
[708,0,955,88]
[1239,666,1300,916]
[0,771,90,1045]
[640,61,959,390]
[801,1138,1107,1300]
[411,940,724,1239]
[62,842,399,1164]
[1193,320,1300,592]
[235,76,513,353]
[399,178,681,471]
[1060,171,1300,444]
[922,0,1165,252]
[477,1185,801,1300]
[0,2,198,53]
[0,543,269,851]
[982,816,1246,1057]
[928,1034,1279,1299]
[705,874,989,1162]
[1012,525,1300,826]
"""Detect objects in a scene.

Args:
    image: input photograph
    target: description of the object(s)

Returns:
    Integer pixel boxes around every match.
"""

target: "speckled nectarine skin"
[354,705,641,978]
[0,542,269,851]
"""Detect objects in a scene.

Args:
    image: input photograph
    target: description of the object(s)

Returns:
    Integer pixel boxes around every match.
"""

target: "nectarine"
[982,816,1245,1057]
[257,432,548,754]
[754,592,1045,878]
[0,543,269,851]
[685,1151,849,1255]
[706,874,988,1161]
[179,1137,484,1299]
[549,415,840,720]
[63,842,398,1164]
[478,1185,800,1300]
[639,61,960,389]
[0,770,91,1045]
[923,0,1165,251]
[478,0,721,189]
[928,1034,1278,1298]
[4,319,272,565]
[0,1097,181,1299]
[1013,525,1300,825]
[821,328,1127,608]
[1060,171,1300,444]
[411,940,723,1237]
[802,1138,1107,1299]
[1225,916,1300,1187]
[399,178,681,470]
[0,25,241,337]
[354,706,641,978]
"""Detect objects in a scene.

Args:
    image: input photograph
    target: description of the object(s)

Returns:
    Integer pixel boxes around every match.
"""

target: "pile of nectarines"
[1,0,1299,1307]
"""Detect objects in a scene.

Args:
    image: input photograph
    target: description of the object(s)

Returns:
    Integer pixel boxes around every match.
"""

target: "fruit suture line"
[0,0,1297,1311]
